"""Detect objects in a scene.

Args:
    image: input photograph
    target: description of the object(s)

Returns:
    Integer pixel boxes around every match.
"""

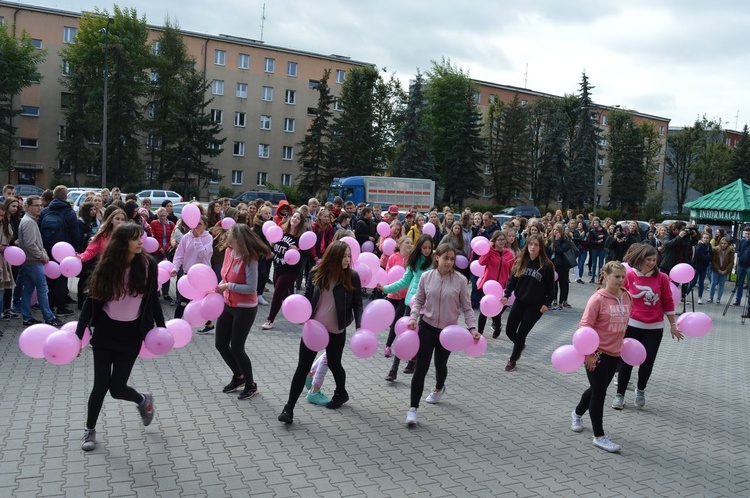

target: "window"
[726,137,732,146]
[287,61,298,77]
[489,94,497,104]
[262,86,273,101]
[483,165,491,175]
[335,69,346,84]
[150,71,159,86]
[152,41,161,55]
[659,125,665,136]
[655,162,661,173]
[482,186,491,198]
[309,79,320,89]
[61,60,71,76]
[212,80,224,95]
[63,26,77,44]
[236,83,248,99]
[333,98,343,111]
[30,39,42,49]
[598,157,606,166]
[601,115,608,125]
[284,118,295,132]
[307,107,318,116]
[528,190,534,201]
[214,50,226,66]
[285,89,296,105]
[472,92,480,104]
[260,115,272,130]
[257,172,268,186]
[264,57,275,73]
[234,112,246,127]
[258,144,270,158]
[58,159,71,174]
[208,142,222,151]
[513,189,521,200]
[147,103,156,119]
[238,53,250,70]
[521,99,528,106]
[599,137,607,147]
[281,173,292,186]
[654,181,660,190]
[20,138,38,148]
[282,146,294,161]
[231,170,243,185]
[210,109,223,124]
[597,176,603,186]
[147,134,162,150]
[58,125,66,142]
[208,168,220,184]
[233,141,245,157]
[61,93,72,109]
[20,106,40,117]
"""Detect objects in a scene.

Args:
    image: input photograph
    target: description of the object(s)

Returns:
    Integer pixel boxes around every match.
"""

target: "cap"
[388,205,399,215]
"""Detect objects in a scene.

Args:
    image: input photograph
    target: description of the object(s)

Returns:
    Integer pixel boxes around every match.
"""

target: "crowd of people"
[2,184,739,453]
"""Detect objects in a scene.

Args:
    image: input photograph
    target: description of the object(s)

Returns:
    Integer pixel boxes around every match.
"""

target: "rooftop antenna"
[735,109,740,130]
[524,63,528,88]
[260,3,267,42]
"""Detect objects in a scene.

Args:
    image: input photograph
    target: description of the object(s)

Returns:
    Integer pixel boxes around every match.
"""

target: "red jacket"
[478,248,515,290]
[220,250,258,308]
[150,219,175,253]
[311,222,334,260]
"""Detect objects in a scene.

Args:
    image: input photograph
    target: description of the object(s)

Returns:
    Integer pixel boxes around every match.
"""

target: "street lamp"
[99,18,112,189]
[582,104,619,217]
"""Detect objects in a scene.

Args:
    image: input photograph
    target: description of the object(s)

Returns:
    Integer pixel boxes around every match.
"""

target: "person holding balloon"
[75,223,166,451]
[612,244,683,410]
[214,223,272,400]
[570,261,632,453]
[278,240,363,424]
[171,215,214,332]
[0,202,15,330]
[251,205,274,306]
[77,208,127,309]
[404,243,479,426]
[382,235,413,363]
[477,230,515,338]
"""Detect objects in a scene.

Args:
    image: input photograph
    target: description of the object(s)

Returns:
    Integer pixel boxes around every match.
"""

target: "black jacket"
[504,257,555,308]
[39,198,82,255]
[305,268,363,331]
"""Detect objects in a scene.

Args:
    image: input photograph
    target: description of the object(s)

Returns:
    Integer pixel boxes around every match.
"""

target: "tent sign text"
[691,209,742,221]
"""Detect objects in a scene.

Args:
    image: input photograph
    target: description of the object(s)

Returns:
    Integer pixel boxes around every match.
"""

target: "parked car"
[171,201,210,219]
[68,189,102,213]
[230,190,286,207]
[617,220,650,233]
[136,190,183,207]
[498,205,542,218]
[13,184,44,199]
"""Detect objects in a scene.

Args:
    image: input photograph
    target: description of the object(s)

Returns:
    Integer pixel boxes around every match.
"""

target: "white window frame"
[20,106,40,117]
[601,115,608,125]
[335,69,346,84]
[208,168,220,184]
[333,98,343,111]
[58,125,66,142]
[20,138,38,148]
[482,186,491,198]
[231,170,244,185]
[281,173,292,186]
[264,57,275,73]
[258,144,270,158]
[287,61,298,77]
[152,41,161,55]
[63,26,77,44]
[260,115,272,130]
[282,146,294,161]
[262,86,273,101]
[211,109,223,124]
[238,53,250,70]
[257,172,268,187]
[61,60,71,76]
[597,176,603,186]
[212,80,224,96]
[284,118,295,132]
[472,92,480,104]
[30,39,42,50]
[285,89,296,105]
[234,112,246,128]
[214,49,226,66]
[236,82,248,99]
[233,141,245,157]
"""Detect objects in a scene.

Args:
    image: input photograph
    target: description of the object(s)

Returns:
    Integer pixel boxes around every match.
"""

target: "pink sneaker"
[384,346,392,358]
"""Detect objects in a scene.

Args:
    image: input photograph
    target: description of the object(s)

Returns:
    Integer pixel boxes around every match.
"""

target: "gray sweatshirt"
[17,213,47,264]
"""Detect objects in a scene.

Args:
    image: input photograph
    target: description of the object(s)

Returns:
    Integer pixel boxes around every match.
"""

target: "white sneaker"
[612,393,624,410]
[570,411,583,432]
[261,321,273,330]
[698,298,703,305]
[593,434,622,453]
[635,389,646,408]
[425,386,446,404]
[405,407,418,426]
[258,295,269,306]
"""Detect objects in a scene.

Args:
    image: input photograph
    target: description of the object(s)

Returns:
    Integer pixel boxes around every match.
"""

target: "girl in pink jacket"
[477,230,515,338]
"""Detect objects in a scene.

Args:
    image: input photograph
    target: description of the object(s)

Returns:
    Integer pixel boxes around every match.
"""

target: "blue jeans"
[735,265,750,304]
[710,272,728,302]
[576,250,588,281]
[686,265,708,298]
[589,249,605,281]
[20,264,55,322]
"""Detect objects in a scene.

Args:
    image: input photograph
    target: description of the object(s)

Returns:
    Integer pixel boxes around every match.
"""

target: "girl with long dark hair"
[477,230,515,338]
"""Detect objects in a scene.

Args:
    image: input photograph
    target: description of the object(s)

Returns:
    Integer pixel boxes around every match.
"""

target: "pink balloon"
[358,252,381,275]
[669,263,695,285]
[572,326,600,355]
[387,265,405,284]
[621,338,647,366]
[200,292,225,320]
[393,329,419,360]
[350,329,378,358]
[470,260,486,278]
[670,282,682,306]
[465,335,487,357]
[182,204,201,229]
[354,263,372,288]
[341,236,360,263]
[302,319,329,351]
[61,321,91,347]
[144,327,174,355]
[139,342,158,359]
[362,299,396,332]
[361,241,375,253]
[188,263,218,293]
[19,324,58,358]
[44,261,61,279]
[59,256,82,277]
[183,300,207,327]
[439,325,473,352]
[221,217,236,230]
[471,237,490,256]
[423,222,436,237]
[554,271,558,282]
[375,268,388,287]
[506,292,516,306]
[266,225,283,244]
[483,280,503,297]
[676,312,713,338]
[43,330,80,365]
[382,237,397,256]
[284,248,301,265]
[158,260,174,273]
[394,316,411,336]
[262,220,276,236]
[143,237,159,253]
[4,246,26,265]
[157,268,170,285]
[455,255,469,269]
[166,318,193,348]
[281,294,312,324]
[52,241,76,263]
[377,221,391,238]
[551,345,585,373]
[298,231,317,251]
[480,295,503,317]
[177,275,205,301]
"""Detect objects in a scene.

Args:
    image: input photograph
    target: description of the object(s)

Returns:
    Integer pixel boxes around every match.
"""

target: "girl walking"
[570,261,632,453]
[381,236,413,360]
[477,230,515,338]
[76,223,166,451]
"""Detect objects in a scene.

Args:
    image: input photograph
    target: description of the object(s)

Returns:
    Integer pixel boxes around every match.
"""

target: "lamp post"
[582,104,619,217]
[99,18,112,189]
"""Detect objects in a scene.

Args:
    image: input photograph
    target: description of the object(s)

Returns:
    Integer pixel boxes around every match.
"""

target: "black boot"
[492,323,502,339]
[278,405,294,424]
[403,360,416,374]
[385,368,397,382]
[325,389,349,409]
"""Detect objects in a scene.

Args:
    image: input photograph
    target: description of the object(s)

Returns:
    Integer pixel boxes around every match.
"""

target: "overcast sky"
[31,0,749,129]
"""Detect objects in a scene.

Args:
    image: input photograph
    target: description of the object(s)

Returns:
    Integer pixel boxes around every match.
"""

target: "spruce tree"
[391,72,437,180]
[730,124,750,184]
[297,69,334,198]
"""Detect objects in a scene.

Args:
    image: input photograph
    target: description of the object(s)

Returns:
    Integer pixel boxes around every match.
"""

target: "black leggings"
[286,331,346,408]
[616,326,664,394]
[215,305,258,384]
[87,347,143,429]
[410,320,451,408]
[267,271,298,323]
[575,353,619,437]
[505,300,543,362]
[385,297,407,348]
[388,305,411,370]
[477,294,506,335]
[557,266,570,303]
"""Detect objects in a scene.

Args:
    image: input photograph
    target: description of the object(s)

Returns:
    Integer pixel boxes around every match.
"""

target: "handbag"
[563,238,578,268]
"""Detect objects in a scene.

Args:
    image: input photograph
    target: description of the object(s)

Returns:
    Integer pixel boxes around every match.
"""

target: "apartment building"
[0,1,373,196]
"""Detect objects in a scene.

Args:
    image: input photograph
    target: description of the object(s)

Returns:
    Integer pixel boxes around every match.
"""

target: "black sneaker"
[46,318,64,327]
[325,390,349,409]
[278,406,294,424]
[56,307,74,317]
[505,360,517,372]
[403,361,416,374]
[65,296,76,305]
[222,377,245,393]
[0,312,10,321]
[22,318,40,326]
[491,324,502,339]
[237,383,258,400]
[138,393,154,426]
[385,368,397,382]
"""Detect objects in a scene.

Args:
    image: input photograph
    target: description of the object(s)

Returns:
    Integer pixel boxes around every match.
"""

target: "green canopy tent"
[684,179,750,223]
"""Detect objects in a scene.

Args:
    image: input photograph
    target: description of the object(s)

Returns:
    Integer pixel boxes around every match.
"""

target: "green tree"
[495,93,531,205]
[297,69,334,198]
[392,72,437,180]
[691,116,732,194]
[484,97,504,201]
[441,92,485,207]
[567,72,597,209]
[730,124,750,184]
[531,98,570,210]
[371,69,404,172]
[607,109,645,214]
[0,24,46,175]
[665,125,700,215]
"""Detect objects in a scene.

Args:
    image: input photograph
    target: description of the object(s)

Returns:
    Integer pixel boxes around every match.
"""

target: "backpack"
[40,209,67,254]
